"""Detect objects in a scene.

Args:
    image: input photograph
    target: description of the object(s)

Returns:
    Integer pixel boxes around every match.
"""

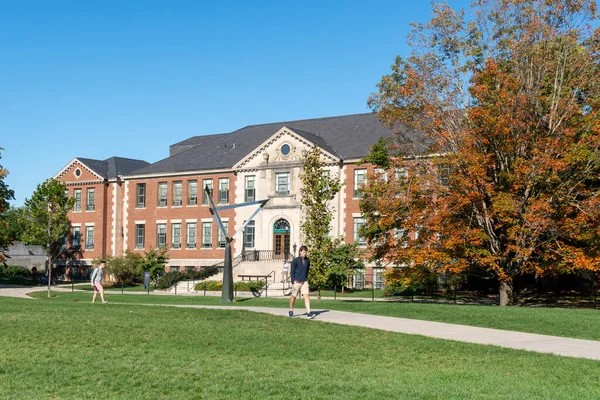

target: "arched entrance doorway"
[273,218,290,259]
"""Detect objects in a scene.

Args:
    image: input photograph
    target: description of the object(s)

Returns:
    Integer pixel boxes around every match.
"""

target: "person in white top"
[91,262,108,304]
[282,260,290,283]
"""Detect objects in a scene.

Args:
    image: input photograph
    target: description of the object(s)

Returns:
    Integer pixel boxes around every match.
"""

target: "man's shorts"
[291,281,309,297]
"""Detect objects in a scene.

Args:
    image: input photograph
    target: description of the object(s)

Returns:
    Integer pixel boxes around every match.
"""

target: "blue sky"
[0,0,472,206]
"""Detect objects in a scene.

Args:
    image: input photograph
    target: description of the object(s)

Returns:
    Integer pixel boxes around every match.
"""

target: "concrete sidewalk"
[2,284,600,362]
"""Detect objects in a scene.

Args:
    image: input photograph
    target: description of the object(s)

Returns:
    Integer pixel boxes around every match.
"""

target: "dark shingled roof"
[132,113,424,176]
[170,133,228,157]
[77,157,150,179]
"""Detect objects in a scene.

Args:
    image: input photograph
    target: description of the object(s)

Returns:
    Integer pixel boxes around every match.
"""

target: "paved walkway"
[2,285,600,362]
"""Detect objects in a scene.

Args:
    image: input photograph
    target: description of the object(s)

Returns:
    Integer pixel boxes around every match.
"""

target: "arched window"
[273,218,290,233]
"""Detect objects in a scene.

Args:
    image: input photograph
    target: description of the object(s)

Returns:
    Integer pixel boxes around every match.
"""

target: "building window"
[202,222,212,248]
[374,270,384,289]
[172,223,181,249]
[85,226,94,250]
[73,189,82,211]
[156,223,167,249]
[86,188,95,211]
[354,169,367,198]
[244,220,255,248]
[72,226,81,250]
[218,178,229,204]
[395,168,408,181]
[186,222,196,248]
[202,179,213,205]
[275,172,289,195]
[135,224,145,249]
[438,165,451,187]
[136,183,146,208]
[354,217,366,247]
[353,272,365,290]
[281,143,291,156]
[158,182,168,207]
[218,221,228,248]
[245,176,255,202]
[172,181,183,206]
[188,180,198,206]
[170,266,180,273]
[185,266,196,272]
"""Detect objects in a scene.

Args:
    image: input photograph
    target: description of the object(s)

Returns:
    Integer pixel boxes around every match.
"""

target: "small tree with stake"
[23,179,74,297]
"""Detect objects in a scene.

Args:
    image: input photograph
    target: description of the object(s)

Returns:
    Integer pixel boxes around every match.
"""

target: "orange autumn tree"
[364,0,600,305]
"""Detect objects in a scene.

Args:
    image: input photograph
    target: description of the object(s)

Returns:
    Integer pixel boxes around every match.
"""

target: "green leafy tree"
[105,250,144,285]
[325,238,365,290]
[299,146,344,299]
[23,179,74,297]
[3,206,27,243]
[0,148,15,265]
[140,248,169,283]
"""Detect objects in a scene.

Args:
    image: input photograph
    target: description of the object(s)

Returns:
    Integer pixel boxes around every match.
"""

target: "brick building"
[53,113,419,283]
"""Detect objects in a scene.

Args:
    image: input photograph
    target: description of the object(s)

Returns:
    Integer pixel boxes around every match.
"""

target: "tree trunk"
[499,280,513,306]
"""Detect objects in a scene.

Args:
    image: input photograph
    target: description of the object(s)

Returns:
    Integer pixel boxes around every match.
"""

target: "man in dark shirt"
[289,245,315,318]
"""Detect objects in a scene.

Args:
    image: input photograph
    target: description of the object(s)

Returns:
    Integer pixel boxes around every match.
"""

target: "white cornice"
[123,168,233,180]
[53,158,105,181]
[232,127,340,170]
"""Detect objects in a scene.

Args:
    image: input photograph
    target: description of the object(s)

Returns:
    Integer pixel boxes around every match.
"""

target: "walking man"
[91,262,108,304]
[289,245,315,319]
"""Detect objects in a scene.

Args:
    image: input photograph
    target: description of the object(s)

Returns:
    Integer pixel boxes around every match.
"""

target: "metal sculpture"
[205,185,269,302]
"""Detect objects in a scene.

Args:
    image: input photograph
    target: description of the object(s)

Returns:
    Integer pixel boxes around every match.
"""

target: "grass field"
[1,296,599,399]
[26,291,600,341]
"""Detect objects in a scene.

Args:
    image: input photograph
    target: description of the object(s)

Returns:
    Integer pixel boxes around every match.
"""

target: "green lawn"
[1,296,599,399]
[27,290,600,341]
[68,283,149,292]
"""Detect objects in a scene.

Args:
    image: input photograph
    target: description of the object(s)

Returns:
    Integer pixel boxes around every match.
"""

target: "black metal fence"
[339,271,599,308]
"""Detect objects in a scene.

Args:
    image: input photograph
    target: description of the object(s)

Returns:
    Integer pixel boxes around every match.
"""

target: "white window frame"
[218,221,228,248]
[72,226,81,249]
[275,172,290,195]
[202,179,213,205]
[244,220,255,248]
[158,182,168,207]
[73,189,82,211]
[188,180,198,206]
[218,178,229,204]
[202,222,212,248]
[172,223,181,249]
[86,188,95,211]
[85,226,94,249]
[156,223,167,249]
[136,183,146,208]
[354,169,367,198]
[186,222,197,249]
[172,181,183,206]
[245,175,255,202]
[135,224,145,249]
[353,217,366,247]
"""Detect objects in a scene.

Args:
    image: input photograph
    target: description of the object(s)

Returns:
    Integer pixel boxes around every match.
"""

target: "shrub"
[156,271,183,289]
[193,280,267,292]
[0,265,31,277]
[194,280,222,291]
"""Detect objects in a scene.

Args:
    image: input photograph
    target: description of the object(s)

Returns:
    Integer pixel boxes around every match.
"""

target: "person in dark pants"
[288,245,315,319]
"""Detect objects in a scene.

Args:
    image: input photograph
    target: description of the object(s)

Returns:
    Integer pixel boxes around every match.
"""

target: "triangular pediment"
[233,127,340,170]
[53,158,106,182]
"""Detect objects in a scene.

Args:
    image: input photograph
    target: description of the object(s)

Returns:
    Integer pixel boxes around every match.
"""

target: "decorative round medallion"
[74,168,82,178]
[280,144,291,156]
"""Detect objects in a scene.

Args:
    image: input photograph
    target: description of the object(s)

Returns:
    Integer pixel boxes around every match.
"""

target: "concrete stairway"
[168,259,289,294]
